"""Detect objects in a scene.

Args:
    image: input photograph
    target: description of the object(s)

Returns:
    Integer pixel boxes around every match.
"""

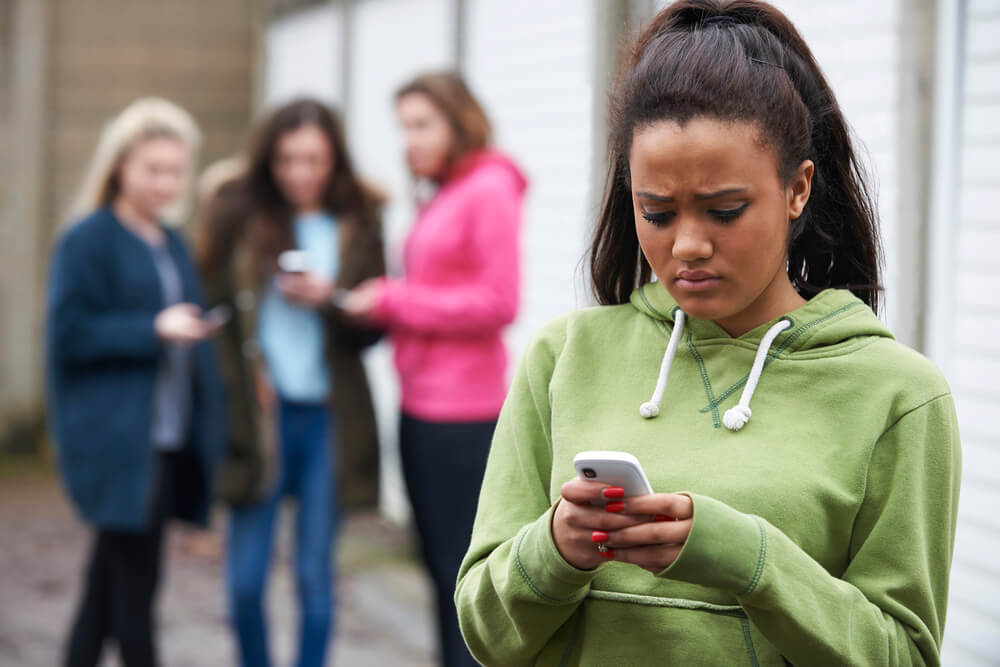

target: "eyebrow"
[636,188,749,202]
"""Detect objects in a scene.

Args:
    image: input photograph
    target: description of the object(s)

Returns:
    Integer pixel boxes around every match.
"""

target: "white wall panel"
[265,4,343,105]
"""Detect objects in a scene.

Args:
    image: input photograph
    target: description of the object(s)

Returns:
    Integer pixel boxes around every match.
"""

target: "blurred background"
[0,0,997,664]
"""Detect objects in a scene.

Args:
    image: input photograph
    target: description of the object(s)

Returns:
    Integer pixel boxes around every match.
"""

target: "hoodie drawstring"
[639,310,686,419]
[639,312,791,432]
[721,319,792,431]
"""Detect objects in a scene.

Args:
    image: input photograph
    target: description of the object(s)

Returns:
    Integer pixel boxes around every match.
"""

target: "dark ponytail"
[589,0,882,313]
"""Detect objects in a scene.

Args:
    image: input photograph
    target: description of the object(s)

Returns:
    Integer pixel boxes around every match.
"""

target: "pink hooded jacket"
[373,151,527,421]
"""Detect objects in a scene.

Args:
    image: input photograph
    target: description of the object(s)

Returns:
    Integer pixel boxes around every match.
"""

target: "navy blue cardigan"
[46,207,226,531]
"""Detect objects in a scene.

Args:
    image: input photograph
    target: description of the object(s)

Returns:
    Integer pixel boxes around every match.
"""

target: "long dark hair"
[203,98,382,272]
[589,0,882,313]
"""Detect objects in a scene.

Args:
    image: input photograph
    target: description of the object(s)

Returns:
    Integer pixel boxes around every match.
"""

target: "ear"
[787,160,813,220]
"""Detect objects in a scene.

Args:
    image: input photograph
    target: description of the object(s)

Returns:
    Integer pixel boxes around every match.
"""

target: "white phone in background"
[278,249,310,274]
[573,451,654,504]
[203,304,232,328]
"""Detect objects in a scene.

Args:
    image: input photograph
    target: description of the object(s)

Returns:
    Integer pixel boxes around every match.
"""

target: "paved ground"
[0,455,437,666]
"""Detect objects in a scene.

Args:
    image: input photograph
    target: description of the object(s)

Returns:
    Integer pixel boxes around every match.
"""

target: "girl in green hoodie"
[455,2,961,666]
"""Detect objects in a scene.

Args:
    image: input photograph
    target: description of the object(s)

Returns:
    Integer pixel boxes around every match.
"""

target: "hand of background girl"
[277,271,335,308]
[552,478,652,570]
[154,303,216,344]
[340,279,381,321]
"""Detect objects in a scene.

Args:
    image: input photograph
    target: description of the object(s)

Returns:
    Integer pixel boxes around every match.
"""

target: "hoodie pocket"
[547,595,787,666]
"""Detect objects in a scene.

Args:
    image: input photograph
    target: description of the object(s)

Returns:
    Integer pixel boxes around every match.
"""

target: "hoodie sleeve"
[455,317,600,666]
[48,229,162,366]
[372,176,521,336]
[657,393,961,666]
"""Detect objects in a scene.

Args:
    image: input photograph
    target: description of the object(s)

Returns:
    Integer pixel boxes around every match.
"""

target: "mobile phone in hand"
[573,451,654,504]
[278,249,309,274]
[204,304,232,327]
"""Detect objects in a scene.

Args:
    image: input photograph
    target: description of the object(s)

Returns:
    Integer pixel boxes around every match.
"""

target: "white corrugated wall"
[935,0,1000,663]
[265,3,343,105]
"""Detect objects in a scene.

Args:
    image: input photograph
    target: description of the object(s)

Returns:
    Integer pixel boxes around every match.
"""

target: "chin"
[666,288,734,322]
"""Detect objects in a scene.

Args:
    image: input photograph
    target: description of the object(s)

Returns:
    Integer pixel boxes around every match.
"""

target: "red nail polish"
[599,548,615,559]
[654,514,671,522]
[605,501,625,513]
[591,531,609,543]
[602,487,625,499]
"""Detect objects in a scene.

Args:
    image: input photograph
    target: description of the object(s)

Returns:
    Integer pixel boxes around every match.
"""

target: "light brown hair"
[396,71,492,173]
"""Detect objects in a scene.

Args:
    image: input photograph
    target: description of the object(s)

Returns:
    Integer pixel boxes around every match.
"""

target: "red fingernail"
[655,514,671,522]
[599,548,615,559]
[591,531,609,543]
[605,501,625,513]
[602,487,625,499]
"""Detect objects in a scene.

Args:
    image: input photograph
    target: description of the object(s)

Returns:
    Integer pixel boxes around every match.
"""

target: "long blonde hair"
[67,97,202,226]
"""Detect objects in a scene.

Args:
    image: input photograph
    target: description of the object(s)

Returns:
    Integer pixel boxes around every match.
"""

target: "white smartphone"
[573,451,654,501]
[278,249,310,274]
[204,304,232,327]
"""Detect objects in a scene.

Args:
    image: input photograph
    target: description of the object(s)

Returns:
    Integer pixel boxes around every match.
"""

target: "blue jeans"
[227,400,337,667]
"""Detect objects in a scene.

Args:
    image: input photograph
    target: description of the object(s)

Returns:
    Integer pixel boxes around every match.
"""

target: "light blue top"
[258,212,339,403]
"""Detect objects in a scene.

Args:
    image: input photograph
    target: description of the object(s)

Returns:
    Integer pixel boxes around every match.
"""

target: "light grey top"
[146,241,192,450]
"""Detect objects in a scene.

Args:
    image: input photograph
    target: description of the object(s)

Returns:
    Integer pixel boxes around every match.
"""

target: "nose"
[671,216,712,262]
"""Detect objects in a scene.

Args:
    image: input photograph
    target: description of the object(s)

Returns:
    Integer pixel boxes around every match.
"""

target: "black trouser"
[400,413,495,667]
[65,451,176,667]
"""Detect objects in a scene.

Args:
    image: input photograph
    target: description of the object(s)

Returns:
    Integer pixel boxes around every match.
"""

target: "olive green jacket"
[201,200,385,510]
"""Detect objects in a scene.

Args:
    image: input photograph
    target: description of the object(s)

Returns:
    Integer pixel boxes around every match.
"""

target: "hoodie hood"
[629,282,893,430]
[443,149,528,196]
[630,282,892,352]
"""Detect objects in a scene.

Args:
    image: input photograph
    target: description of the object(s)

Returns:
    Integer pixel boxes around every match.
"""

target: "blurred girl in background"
[197,98,385,667]
[343,72,527,667]
[47,97,226,667]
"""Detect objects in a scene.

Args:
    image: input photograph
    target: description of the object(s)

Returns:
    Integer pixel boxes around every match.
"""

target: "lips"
[675,270,721,291]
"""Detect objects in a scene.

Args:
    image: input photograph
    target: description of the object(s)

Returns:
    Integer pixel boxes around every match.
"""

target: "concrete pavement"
[0,458,438,666]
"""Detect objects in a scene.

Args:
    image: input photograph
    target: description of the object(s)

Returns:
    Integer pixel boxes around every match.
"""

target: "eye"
[641,210,675,227]
[709,203,748,223]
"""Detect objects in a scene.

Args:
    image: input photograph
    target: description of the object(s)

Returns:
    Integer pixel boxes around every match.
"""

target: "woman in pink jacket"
[346,72,525,667]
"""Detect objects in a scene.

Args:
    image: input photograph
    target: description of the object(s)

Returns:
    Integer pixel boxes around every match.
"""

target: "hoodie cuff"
[656,493,766,597]
[514,503,600,602]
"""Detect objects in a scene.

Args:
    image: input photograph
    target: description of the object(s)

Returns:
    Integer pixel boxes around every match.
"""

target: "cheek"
[723,211,790,274]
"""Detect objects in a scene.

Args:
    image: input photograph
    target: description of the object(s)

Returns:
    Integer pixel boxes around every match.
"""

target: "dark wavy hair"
[589,0,882,313]
[199,98,382,272]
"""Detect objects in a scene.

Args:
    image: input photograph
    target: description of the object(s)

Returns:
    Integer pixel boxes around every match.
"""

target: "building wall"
[936,0,1000,662]
[0,1,12,415]
[47,0,255,229]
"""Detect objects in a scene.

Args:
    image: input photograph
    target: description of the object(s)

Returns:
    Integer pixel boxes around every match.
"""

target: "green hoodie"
[456,285,961,666]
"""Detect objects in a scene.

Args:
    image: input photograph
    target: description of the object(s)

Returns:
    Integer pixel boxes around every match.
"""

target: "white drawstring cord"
[639,310,686,419]
[722,319,792,431]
